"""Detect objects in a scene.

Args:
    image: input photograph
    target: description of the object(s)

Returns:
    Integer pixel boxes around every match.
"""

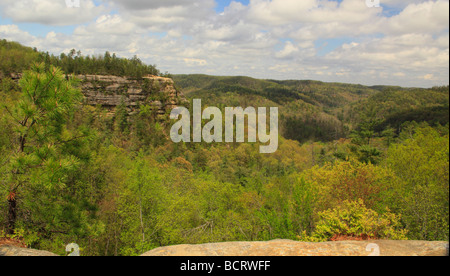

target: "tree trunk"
[7,194,17,235]
[139,197,145,243]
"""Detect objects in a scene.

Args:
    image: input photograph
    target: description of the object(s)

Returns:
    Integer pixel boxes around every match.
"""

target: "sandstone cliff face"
[1,73,187,116]
[78,74,187,116]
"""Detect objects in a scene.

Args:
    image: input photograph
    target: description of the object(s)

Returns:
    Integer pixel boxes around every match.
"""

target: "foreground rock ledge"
[0,245,58,256]
[141,240,449,257]
[1,240,448,256]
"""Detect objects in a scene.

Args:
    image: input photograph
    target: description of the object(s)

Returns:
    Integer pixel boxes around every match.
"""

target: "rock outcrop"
[141,240,449,257]
[1,240,447,256]
[78,74,187,116]
[0,245,58,256]
[1,72,187,117]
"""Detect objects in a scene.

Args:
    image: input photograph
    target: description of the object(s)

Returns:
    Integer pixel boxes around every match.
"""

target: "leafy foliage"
[384,126,449,241]
[300,200,408,242]
[0,40,448,255]
[0,40,40,76]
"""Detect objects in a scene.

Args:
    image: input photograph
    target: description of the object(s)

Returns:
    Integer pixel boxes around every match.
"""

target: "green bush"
[300,200,408,242]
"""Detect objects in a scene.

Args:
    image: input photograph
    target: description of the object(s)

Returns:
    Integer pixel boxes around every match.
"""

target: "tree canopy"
[0,40,448,255]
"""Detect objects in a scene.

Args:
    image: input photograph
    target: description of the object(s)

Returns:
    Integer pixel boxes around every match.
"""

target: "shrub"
[301,160,397,212]
[300,200,408,242]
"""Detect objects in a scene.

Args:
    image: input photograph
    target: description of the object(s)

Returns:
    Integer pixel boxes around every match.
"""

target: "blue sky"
[0,0,448,87]
[0,0,398,38]
[0,17,76,37]
[0,0,253,34]
[215,0,249,12]
[0,1,247,38]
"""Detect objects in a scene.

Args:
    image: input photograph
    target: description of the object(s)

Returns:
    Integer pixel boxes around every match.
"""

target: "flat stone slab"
[0,245,58,256]
[2,240,447,256]
[141,240,449,257]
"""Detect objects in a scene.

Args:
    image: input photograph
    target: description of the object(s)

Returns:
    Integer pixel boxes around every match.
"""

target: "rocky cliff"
[78,74,187,116]
[2,73,187,116]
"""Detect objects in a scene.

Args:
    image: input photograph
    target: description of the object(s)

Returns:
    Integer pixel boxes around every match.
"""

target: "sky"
[0,0,448,88]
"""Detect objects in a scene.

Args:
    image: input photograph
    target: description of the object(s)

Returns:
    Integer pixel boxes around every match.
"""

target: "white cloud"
[0,0,106,26]
[382,0,433,9]
[106,0,216,32]
[383,0,449,35]
[106,0,203,10]
[184,58,208,67]
[0,0,448,87]
[423,73,436,80]
[74,14,140,36]
[247,0,382,27]
[275,41,299,59]
[323,32,449,86]
[247,0,318,25]
[0,24,39,45]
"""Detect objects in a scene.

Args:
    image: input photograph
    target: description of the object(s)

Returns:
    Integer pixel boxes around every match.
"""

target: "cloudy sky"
[0,0,448,87]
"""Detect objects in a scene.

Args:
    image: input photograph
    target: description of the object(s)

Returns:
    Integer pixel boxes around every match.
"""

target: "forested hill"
[0,39,164,78]
[174,74,381,108]
[1,38,448,143]
[0,39,449,256]
[173,74,449,143]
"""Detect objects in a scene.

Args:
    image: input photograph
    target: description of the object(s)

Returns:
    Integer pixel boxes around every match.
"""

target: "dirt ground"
[0,237,27,248]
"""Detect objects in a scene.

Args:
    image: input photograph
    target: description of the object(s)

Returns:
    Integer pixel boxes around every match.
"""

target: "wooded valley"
[0,40,448,256]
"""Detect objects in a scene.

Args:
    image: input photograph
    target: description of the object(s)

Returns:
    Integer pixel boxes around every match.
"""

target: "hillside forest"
[0,39,449,256]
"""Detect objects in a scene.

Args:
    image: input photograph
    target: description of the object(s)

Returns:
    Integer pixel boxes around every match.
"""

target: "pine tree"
[3,63,83,234]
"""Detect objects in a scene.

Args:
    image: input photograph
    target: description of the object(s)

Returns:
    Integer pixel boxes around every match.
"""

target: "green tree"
[384,125,449,241]
[381,127,396,147]
[301,159,397,212]
[2,63,83,235]
[115,98,129,133]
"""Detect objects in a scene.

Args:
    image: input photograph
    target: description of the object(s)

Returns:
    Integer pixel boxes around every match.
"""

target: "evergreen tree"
[2,63,83,235]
